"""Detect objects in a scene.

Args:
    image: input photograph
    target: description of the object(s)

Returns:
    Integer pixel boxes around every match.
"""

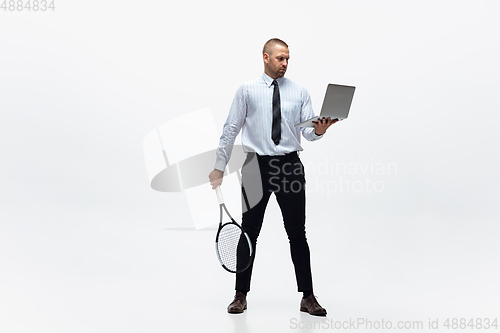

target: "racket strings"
[217,223,252,273]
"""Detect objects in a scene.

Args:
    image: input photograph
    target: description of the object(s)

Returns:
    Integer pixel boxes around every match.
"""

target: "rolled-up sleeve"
[300,88,323,141]
[214,85,247,171]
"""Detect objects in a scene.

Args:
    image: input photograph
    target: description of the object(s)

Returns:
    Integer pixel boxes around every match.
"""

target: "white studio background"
[1,1,499,332]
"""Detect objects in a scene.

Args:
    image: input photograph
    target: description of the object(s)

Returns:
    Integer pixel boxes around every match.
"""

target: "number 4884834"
[1,0,56,11]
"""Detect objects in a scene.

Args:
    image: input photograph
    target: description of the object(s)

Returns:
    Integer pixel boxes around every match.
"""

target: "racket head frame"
[215,203,254,273]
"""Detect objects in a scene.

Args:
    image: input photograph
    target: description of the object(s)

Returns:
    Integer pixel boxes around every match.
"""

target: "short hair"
[263,38,289,56]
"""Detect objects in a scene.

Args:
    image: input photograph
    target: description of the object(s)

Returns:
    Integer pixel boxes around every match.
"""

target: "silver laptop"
[295,83,356,128]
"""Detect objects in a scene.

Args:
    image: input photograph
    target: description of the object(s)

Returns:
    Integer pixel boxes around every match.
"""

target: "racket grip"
[215,185,224,204]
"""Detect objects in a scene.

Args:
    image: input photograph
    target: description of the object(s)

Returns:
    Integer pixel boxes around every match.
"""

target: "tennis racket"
[215,185,254,273]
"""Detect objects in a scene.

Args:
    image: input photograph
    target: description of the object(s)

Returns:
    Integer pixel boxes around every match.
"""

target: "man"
[208,38,337,316]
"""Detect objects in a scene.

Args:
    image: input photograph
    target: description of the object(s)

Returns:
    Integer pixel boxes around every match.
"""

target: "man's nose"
[282,59,288,66]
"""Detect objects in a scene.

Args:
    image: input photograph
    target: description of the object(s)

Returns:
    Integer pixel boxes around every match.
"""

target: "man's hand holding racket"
[209,169,224,189]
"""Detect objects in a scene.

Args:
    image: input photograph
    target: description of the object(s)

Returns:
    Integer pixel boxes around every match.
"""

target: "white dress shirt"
[214,73,323,171]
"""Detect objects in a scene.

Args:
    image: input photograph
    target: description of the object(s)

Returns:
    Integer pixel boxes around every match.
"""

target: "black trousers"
[235,151,313,292]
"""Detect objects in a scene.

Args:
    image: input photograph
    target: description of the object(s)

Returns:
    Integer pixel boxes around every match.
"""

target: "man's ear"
[263,53,269,64]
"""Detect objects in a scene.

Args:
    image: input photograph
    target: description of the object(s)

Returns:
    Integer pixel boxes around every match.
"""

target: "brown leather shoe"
[227,292,247,314]
[300,294,327,316]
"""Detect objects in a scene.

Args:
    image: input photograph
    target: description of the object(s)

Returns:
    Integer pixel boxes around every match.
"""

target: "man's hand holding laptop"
[313,116,338,135]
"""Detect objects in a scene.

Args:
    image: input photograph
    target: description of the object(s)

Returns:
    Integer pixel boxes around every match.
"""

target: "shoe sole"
[300,307,327,316]
[228,305,247,314]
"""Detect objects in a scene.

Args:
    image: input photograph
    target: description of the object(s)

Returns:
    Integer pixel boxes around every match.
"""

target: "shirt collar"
[262,73,285,87]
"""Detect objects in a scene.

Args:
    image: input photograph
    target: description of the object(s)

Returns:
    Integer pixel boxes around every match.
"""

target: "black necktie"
[271,79,281,145]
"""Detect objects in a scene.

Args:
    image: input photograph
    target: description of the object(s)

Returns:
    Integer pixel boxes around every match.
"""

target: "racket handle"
[215,185,224,205]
